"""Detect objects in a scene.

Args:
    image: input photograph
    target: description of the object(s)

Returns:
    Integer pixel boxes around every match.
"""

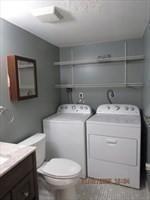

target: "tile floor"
[38,176,150,200]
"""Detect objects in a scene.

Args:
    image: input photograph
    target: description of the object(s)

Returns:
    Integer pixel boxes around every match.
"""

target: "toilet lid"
[40,158,81,178]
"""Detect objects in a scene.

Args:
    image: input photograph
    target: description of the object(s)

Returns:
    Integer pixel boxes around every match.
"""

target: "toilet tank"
[19,133,46,168]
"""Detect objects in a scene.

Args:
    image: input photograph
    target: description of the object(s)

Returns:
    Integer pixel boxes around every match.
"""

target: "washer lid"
[87,114,141,127]
[44,113,92,123]
[40,158,81,178]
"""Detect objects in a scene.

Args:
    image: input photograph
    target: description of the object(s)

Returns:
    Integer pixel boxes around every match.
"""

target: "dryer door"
[89,135,137,166]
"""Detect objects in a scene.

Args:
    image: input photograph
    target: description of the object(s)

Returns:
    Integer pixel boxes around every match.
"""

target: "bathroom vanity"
[0,142,39,200]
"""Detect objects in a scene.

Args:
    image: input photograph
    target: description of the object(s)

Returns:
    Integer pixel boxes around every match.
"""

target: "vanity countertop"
[0,142,35,177]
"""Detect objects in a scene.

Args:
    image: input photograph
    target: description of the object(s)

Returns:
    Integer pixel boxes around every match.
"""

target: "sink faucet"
[106,89,115,104]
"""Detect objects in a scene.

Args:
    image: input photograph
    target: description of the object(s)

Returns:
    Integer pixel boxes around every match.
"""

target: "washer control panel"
[57,104,92,114]
[96,104,140,115]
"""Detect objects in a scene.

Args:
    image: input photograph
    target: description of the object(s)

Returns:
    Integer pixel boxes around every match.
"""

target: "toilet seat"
[38,158,81,179]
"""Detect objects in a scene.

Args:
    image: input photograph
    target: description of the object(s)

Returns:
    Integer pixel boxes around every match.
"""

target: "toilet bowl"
[38,158,81,200]
[19,133,81,200]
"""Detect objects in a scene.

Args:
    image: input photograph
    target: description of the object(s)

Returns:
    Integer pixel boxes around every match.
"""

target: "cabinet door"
[12,172,35,200]
[1,193,11,200]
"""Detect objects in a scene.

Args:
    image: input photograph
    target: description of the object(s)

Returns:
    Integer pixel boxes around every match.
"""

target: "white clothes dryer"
[86,104,141,189]
[43,104,92,178]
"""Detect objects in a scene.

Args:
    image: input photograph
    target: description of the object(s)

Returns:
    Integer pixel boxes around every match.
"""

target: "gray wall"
[0,19,60,143]
[60,39,144,110]
[143,24,150,117]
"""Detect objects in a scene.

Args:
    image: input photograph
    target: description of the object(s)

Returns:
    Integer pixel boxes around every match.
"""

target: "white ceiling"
[0,0,150,47]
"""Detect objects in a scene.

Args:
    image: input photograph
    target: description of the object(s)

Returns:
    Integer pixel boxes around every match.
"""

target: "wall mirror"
[7,55,38,101]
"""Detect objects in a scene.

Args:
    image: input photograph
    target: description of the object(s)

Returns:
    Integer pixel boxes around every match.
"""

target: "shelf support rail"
[124,40,127,87]
[71,48,74,87]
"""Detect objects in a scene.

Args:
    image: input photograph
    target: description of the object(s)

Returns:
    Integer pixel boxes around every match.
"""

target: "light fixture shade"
[31,6,62,23]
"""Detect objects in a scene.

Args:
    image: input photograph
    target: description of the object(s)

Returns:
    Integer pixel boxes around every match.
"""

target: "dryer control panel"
[57,104,92,114]
[96,104,140,115]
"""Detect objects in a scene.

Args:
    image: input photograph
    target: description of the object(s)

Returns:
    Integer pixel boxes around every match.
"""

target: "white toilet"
[19,133,81,200]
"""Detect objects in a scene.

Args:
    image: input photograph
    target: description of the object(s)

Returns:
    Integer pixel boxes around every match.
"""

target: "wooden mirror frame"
[7,55,38,101]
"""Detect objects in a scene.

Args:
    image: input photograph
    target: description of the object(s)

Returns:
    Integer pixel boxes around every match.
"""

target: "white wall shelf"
[56,83,144,89]
[54,55,144,66]
[55,40,144,89]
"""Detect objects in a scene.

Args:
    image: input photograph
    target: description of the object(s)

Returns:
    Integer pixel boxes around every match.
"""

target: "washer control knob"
[125,106,129,110]
[115,106,120,110]
[131,107,135,111]
[72,105,76,110]
[107,106,110,110]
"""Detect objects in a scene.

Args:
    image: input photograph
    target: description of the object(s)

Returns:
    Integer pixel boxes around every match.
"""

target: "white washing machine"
[86,104,141,189]
[43,104,92,178]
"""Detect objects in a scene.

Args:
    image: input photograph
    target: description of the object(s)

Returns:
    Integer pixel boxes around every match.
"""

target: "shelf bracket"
[124,40,127,87]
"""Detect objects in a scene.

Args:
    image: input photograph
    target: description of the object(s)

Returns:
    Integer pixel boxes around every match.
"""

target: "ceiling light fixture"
[31,6,62,23]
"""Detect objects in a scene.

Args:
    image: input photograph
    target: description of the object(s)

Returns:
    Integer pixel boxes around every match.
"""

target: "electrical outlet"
[0,106,5,115]
[79,92,84,99]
